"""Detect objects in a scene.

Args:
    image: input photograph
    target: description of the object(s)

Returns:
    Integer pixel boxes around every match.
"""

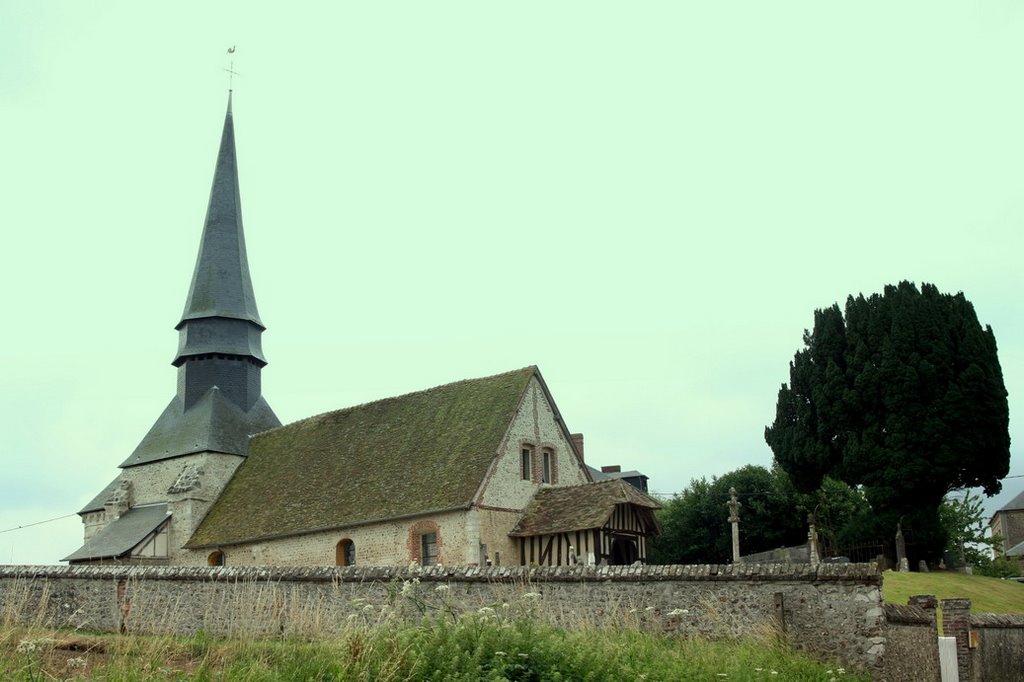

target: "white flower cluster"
[16,640,38,655]
[400,577,421,596]
[67,656,87,670]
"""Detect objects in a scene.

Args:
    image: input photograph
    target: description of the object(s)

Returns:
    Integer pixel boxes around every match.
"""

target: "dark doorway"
[610,537,638,565]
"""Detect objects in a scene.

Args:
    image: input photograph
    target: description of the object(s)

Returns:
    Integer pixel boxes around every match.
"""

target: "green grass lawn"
[882,569,1024,613]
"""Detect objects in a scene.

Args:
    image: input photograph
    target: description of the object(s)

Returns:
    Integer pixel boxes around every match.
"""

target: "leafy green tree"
[765,282,1010,560]
[650,464,806,564]
[938,491,1002,568]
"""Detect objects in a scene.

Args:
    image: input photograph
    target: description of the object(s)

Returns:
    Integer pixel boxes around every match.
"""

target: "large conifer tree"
[765,281,1010,560]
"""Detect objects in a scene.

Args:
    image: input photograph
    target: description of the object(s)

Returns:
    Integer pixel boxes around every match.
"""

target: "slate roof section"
[187,367,538,548]
[509,478,661,537]
[177,92,263,337]
[120,387,280,468]
[79,475,122,514]
[62,504,169,562]
[996,489,1024,513]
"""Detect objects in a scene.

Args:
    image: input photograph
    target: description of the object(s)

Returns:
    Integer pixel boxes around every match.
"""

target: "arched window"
[336,539,356,566]
[207,550,225,566]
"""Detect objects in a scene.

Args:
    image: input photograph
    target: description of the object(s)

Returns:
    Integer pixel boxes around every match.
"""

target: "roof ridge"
[272,366,537,431]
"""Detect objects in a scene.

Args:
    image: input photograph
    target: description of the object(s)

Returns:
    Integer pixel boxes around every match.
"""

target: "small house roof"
[187,367,539,548]
[63,504,169,562]
[509,478,661,537]
[1006,539,1024,557]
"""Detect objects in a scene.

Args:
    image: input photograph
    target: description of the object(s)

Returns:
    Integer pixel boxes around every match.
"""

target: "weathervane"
[225,45,239,90]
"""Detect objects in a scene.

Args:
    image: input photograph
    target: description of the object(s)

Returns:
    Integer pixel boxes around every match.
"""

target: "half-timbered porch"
[510,479,660,566]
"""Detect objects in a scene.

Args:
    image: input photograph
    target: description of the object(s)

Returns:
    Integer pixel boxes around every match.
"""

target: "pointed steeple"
[175,92,264,346]
[120,94,280,468]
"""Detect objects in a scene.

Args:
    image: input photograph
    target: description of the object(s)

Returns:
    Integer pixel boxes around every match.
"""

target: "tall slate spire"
[120,93,280,468]
[176,93,263,333]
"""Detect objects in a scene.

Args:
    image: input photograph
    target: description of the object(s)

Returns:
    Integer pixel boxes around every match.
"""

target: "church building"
[64,96,659,568]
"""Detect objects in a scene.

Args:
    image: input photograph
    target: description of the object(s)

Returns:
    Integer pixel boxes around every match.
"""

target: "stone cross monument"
[727,487,741,563]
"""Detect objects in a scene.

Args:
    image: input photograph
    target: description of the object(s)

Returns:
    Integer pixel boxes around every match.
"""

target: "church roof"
[120,388,280,468]
[186,367,538,548]
[79,475,122,514]
[509,478,661,537]
[62,504,169,562]
[176,93,264,345]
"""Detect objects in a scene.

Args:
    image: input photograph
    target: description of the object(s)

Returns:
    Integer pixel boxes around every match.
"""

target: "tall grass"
[0,579,868,681]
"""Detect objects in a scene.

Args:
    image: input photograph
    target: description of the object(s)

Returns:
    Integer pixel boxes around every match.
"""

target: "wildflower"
[717,675,728,678]
[501,602,510,609]
[770,672,778,676]
[645,606,655,612]
[837,669,846,675]
[408,560,419,571]
[67,657,87,669]
[435,584,450,592]
[518,653,529,658]
[522,592,541,599]
[478,606,495,615]
[754,669,763,672]
[495,651,507,657]
[16,640,38,654]
[667,608,687,617]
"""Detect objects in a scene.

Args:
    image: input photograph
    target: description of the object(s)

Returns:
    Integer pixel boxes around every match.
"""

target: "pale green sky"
[2,1,1022,564]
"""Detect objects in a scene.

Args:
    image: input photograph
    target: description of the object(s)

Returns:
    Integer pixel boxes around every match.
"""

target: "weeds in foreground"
[1,586,867,681]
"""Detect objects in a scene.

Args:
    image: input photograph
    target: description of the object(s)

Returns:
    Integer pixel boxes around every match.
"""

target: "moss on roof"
[188,367,536,548]
[509,478,661,537]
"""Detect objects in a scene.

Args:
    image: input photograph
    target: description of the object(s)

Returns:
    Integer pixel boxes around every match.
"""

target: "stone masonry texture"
[1,563,893,676]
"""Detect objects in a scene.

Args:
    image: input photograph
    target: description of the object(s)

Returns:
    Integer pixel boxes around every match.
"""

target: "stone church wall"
[0,563,889,676]
[180,509,476,567]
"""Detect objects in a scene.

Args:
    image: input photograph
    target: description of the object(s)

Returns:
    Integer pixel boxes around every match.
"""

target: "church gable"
[186,367,537,549]
[476,373,591,510]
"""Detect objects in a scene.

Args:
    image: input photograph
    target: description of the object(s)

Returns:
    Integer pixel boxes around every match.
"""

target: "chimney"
[601,465,621,473]
[571,433,584,460]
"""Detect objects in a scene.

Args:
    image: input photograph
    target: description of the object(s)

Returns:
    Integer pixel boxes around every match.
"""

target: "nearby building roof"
[62,504,169,562]
[187,367,543,548]
[509,478,661,537]
[996,489,1024,514]
[120,388,280,468]
[1006,540,1024,557]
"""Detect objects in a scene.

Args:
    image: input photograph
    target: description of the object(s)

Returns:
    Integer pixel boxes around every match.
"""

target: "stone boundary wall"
[1,563,885,675]
[881,600,940,682]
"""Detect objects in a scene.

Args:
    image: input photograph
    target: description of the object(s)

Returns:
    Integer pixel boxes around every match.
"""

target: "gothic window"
[336,539,356,566]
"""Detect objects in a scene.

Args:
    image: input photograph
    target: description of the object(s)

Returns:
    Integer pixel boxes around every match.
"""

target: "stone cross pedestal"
[727,487,741,563]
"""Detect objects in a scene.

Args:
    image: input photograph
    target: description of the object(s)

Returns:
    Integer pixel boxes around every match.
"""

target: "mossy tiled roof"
[509,478,661,537]
[187,367,536,548]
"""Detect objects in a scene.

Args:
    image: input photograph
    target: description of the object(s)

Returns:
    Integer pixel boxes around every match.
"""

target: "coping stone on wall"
[0,562,880,585]
[968,612,1024,628]
[884,603,933,625]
